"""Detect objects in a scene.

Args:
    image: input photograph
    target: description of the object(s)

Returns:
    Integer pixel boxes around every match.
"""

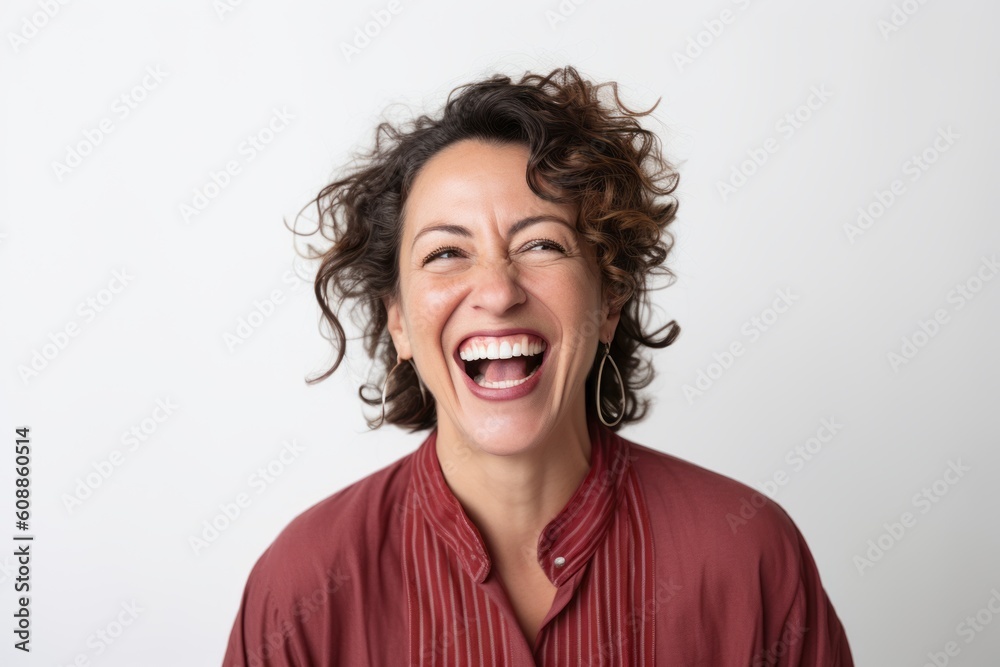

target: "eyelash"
[422,246,462,265]
[421,239,567,265]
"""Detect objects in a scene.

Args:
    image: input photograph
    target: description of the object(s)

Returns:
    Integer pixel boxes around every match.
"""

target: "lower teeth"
[473,366,538,389]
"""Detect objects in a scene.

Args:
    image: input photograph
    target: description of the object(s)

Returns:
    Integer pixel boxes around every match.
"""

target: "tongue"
[478,357,529,383]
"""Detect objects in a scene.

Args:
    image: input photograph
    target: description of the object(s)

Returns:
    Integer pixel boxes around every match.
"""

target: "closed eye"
[423,239,566,265]
[521,239,567,253]
[421,246,464,265]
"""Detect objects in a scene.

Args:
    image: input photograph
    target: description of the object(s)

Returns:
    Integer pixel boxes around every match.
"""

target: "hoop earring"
[595,340,625,427]
[375,357,427,428]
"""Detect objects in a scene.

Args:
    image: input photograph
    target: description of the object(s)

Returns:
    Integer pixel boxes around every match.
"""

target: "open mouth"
[458,334,546,390]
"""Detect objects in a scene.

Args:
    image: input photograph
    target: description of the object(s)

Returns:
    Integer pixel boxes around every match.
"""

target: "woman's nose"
[469,258,527,314]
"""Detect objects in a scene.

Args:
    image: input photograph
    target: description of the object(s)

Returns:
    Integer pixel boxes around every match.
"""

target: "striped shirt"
[223,416,854,665]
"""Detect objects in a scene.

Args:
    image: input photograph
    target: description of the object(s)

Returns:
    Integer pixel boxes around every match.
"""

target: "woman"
[223,66,854,665]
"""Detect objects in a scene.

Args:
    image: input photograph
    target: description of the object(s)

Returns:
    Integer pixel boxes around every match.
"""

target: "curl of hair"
[289,65,681,432]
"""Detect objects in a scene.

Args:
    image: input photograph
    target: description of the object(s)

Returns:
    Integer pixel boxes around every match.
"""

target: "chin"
[455,409,558,457]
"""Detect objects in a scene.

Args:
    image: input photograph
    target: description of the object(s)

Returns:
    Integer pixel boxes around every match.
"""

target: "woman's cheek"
[408,276,465,331]
[526,262,600,308]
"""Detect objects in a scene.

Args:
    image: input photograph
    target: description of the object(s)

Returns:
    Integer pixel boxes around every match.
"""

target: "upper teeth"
[459,335,546,361]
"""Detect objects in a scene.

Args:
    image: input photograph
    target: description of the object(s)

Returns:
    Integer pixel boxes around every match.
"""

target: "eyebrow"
[410,214,574,250]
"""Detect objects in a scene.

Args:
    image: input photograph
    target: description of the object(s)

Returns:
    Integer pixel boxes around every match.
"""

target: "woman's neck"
[433,406,594,555]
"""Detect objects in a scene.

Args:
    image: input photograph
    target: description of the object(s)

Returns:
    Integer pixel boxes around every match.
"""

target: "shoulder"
[224,446,420,664]
[243,444,416,604]
[617,434,854,664]
[620,434,832,629]
[622,434,807,572]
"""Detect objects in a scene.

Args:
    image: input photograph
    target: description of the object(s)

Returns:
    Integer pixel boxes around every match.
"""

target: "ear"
[600,292,623,345]
[384,295,412,359]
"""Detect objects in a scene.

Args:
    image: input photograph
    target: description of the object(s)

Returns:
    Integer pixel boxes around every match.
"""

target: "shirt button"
[553,556,566,568]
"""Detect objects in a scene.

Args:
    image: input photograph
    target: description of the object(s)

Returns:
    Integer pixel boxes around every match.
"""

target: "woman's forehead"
[409,140,530,201]
[403,140,576,238]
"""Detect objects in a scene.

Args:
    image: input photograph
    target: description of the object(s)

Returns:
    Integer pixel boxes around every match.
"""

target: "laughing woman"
[223,66,854,666]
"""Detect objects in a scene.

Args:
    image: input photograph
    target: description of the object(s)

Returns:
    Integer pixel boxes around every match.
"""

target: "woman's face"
[385,139,619,456]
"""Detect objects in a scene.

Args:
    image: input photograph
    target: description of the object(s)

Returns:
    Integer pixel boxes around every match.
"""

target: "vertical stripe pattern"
[403,418,656,666]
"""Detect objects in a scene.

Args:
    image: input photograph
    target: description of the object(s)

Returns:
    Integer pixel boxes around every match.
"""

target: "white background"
[2,0,999,664]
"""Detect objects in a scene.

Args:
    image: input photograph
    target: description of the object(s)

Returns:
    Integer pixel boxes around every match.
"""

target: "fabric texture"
[223,416,854,666]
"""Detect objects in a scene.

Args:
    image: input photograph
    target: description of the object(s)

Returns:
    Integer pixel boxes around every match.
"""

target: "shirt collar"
[410,415,633,586]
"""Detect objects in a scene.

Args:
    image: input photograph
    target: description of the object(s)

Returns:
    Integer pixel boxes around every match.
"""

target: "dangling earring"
[595,340,625,427]
[375,356,427,428]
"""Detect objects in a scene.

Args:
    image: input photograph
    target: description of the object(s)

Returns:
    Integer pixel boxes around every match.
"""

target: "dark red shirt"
[223,416,854,665]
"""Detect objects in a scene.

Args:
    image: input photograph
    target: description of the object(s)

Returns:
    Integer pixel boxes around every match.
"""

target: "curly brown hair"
[290,65,681,432]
